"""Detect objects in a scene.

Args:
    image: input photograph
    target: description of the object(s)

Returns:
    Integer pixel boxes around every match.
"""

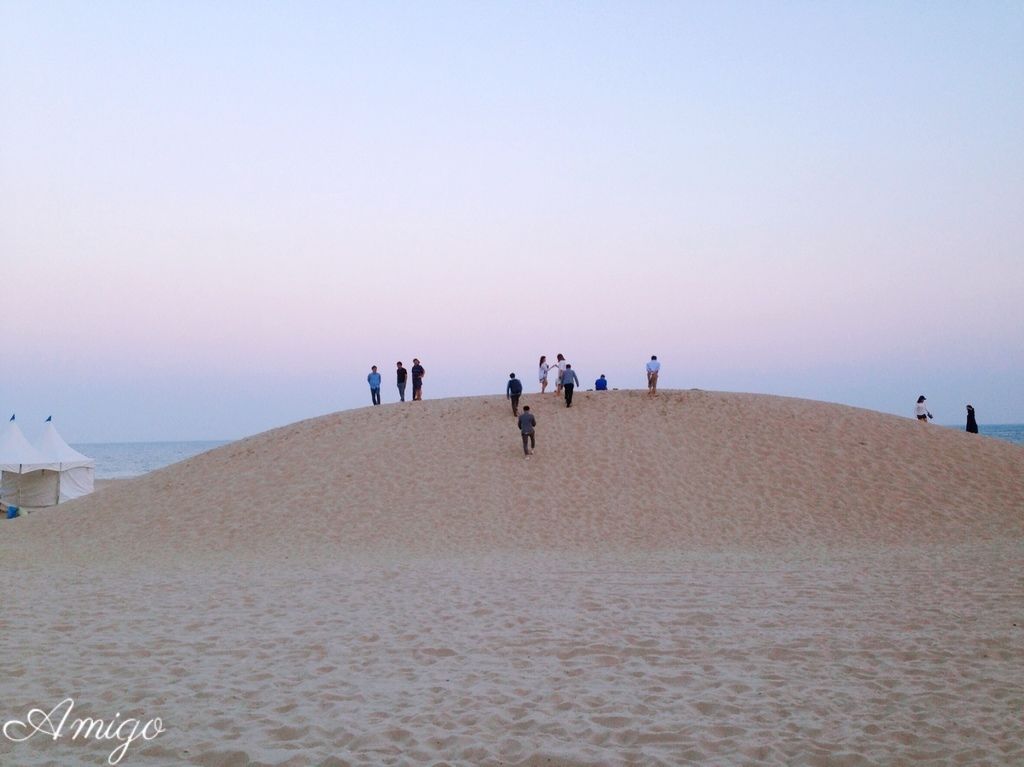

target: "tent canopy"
[34,420,95,470]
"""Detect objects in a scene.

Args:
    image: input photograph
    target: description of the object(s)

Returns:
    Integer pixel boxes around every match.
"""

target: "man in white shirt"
[646,355,661,396]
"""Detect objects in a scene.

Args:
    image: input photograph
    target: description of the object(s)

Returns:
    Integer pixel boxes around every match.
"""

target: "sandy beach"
[2,390,1022,766]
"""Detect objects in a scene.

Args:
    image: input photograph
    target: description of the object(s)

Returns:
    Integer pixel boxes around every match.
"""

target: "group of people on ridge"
[367,360,425,405]
[916,395,979,433]
[510,354,663,457]
[365,362,985,459]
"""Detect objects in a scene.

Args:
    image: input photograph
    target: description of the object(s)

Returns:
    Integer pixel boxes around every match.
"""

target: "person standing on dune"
[411,359,425,401]
[396,362,408,402]
[646,355,660,396]
[367,365,382,406]
[915,395,933,422]
[966,404,979,434]
[554,354,567,397]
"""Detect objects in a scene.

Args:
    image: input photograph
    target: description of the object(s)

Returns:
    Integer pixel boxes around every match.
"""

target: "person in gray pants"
[518,406,536,457]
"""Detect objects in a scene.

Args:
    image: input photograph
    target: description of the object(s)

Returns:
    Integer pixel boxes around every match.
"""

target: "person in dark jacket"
[396,362,408,402]
[517,405,536,457]
[411,359,425,401]
[506,373,523,416]
[966,404,979,434]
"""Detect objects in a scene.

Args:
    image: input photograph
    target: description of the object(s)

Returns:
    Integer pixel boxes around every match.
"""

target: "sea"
[74,426,1024,480]
[73,441,229,479]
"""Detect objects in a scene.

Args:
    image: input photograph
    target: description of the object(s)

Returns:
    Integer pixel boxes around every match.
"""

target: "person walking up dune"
[507,373,523,416]
[554,354,567,397]
[538,356,551,394]
[518,405,536,457]
[561,364,580,408]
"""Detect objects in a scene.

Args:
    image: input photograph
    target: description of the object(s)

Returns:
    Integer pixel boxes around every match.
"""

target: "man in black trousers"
[561,364,580,408]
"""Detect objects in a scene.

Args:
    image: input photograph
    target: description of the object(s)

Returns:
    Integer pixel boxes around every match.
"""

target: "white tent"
[33,419,95,503]
[1,418,56,507]
[0,418,95,507]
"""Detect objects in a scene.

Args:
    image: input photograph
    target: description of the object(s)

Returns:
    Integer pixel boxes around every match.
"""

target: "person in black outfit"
[411,358,425,401]
[507,373,523,416]
[966,405,979,434]
[396,362,408,402]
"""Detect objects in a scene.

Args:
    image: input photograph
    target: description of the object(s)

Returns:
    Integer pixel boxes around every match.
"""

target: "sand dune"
[6,390,1023,564]
[1,391,1021,766]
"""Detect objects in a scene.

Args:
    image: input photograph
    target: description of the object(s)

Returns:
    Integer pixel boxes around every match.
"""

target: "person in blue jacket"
[367,365,382,406]
[595,374,608,391]
[506,373,524,416]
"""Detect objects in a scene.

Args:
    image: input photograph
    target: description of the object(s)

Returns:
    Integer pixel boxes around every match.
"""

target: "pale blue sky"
[2,1,1022,441]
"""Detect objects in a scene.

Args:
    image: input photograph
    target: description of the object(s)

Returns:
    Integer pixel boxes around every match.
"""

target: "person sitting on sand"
[595,374,608,391]
[915,395,933,422]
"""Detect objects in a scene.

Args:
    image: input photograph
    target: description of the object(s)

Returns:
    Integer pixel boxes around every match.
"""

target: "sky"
[2,1,1022,442]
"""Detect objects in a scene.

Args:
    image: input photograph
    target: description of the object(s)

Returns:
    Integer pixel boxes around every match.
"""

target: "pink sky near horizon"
[2,2,1022,440]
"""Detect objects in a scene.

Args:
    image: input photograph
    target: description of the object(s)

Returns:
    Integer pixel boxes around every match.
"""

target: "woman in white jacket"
[915,395,933,422]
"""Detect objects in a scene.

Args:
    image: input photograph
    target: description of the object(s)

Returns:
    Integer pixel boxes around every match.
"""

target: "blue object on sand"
[5,506,18,519]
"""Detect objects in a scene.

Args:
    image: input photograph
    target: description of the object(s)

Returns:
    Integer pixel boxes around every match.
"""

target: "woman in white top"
[538,355,551,394]
[915,395,933,422]
[554,353,567,396]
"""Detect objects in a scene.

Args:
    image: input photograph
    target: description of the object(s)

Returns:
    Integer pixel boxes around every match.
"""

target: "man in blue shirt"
[367,365,382,406]
[595,374,608,391]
